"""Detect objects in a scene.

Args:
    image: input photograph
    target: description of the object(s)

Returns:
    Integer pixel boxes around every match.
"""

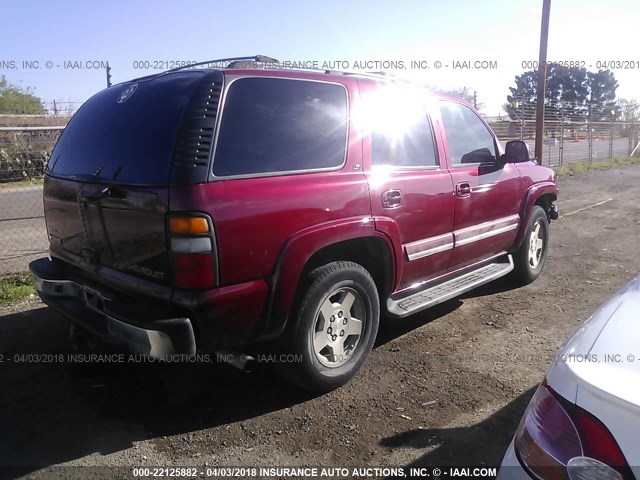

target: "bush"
[0,273,34,306]
[0,131,57,182]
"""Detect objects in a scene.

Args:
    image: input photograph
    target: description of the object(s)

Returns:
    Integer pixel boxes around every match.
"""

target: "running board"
[387,255,514,318]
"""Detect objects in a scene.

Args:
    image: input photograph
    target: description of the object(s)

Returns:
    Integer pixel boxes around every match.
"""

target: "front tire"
[511,206,549,285]
[280,261,380,392]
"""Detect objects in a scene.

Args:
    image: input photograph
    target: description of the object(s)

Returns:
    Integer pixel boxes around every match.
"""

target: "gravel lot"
[1,164,640,479]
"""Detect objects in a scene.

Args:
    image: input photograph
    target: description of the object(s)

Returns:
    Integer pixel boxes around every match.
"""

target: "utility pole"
[106,62,112,88]
[534,0,551,163]
[473,90,478,109]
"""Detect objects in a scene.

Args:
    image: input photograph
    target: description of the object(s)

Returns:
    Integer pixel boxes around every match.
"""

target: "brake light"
[168,214,216,289]
[172,252,215,289]
[515,380,633,480]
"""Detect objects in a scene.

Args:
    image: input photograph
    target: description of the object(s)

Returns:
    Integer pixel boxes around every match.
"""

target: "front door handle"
[382,189,403,208]
[456,182,472,197]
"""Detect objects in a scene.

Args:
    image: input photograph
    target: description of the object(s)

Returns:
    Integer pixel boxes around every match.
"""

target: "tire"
[279,261,380,392]
[511,206,549,285]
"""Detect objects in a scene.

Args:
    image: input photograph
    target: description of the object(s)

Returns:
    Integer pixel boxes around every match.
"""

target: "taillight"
[168,214,216,289]
[515,380,634,480]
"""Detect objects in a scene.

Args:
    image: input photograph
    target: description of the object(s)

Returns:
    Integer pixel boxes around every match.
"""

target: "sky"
[1,0,639,116]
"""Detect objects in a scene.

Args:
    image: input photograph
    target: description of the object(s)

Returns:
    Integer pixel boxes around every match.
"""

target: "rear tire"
[279,261,379,392]
[511,206,549,285]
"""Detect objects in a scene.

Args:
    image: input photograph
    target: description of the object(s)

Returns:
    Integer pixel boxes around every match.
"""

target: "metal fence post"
[609,120,614,159]
[559,121,564,167]
[587,106,593,164]
[106,62,112,88]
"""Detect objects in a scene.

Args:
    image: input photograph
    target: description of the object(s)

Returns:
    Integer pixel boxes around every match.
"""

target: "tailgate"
[45,176,171,284]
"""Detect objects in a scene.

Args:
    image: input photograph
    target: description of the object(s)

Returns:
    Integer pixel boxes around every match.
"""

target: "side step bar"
[387,255,514,318]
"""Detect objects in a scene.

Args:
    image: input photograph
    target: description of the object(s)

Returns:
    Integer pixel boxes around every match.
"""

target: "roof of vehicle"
[122,55,474,108]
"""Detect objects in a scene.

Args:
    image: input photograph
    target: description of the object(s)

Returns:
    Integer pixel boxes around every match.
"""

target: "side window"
[439,101,497,166]
[212,78,348,177]
[367,88,437,168]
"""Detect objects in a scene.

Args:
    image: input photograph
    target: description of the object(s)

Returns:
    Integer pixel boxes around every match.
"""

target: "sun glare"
[358,85,426,142]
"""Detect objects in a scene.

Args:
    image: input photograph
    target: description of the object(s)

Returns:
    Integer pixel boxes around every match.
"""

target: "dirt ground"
[1,164,640,479]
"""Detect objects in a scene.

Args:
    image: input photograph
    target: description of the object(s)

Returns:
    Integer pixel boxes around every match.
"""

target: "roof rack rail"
[183,57,401,80]
[124,55,279,84]
[124,55,411,86]
[163,55,279,74]
[342,70,410,82]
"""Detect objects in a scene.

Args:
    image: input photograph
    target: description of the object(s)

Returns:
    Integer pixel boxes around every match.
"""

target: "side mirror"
[503,140,532,163]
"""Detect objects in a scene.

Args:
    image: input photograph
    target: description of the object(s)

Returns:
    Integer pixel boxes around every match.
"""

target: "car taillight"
[515,380,634,480]
[168,214,216,289]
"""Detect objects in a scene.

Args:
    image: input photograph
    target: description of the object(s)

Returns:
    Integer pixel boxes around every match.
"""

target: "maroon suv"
[30,56,558,391]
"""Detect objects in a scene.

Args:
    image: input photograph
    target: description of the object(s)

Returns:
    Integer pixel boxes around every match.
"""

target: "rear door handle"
[382,189,403,208]
[456,182,472,197]
[79,187,111,203]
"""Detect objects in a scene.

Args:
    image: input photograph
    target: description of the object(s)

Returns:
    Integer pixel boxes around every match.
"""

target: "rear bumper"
[29,258,196,357]
[497,441,533,479]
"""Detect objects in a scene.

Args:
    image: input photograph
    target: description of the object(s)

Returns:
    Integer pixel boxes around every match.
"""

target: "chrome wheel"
[312,287,365,368]
[281,261,379,391]
[528,220,544,269]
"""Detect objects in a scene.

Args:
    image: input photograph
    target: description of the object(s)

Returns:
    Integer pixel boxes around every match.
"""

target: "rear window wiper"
[81,164,122,202]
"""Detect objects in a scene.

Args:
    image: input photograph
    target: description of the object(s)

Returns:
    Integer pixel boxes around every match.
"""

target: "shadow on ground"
[377,275,519,346]
[0,275,520,477]
[0,306,312,477]
[380,386,536,468]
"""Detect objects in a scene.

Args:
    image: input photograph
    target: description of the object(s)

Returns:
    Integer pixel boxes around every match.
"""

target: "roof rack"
[344,70,407,80]
[163,55,280,74]
[166,55,408,81]
[125,55,280,84]
[126,54,413,85]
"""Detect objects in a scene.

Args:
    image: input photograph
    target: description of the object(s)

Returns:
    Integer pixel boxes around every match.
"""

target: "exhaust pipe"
[215,350,256,372]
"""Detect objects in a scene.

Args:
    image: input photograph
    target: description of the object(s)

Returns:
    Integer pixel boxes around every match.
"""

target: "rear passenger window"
[439,101,497,165]
[366,87,437,168]
[213,78,348,177]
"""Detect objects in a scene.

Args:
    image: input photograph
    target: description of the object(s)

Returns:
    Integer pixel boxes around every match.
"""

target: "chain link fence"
[0,111,66,274]
[488,101,640,166]
[1,104,639,274]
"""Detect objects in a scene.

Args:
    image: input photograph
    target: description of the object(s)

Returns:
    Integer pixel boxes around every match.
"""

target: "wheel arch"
[263,224,396,341]
[301,236,394,301]
[511,183,558,252]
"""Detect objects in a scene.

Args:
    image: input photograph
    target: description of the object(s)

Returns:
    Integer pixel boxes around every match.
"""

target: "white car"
[498,276,640,480]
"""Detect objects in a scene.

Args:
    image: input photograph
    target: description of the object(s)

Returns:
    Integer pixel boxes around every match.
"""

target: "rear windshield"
[48,72,205,185]
[212,77,348,177]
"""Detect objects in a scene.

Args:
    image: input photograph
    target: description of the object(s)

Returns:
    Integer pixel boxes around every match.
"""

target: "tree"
[504,70,538,121]
[587,70,618,120]
[616,99,640,123]
[544,65,589,121]
[0,76,45,115]
[449,86,485,111]
[504,67,618,122]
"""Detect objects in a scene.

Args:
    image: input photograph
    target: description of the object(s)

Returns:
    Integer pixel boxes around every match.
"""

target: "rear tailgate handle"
[79,187,111,203]
[382,189,403,208]
[456,182,472,197]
